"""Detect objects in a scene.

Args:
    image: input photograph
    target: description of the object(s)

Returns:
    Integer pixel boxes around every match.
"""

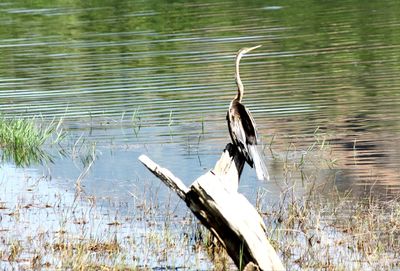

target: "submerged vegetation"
[1,0,400,268]
[0,115,65,166]
[261,187,400,270]
[1,122,399,270]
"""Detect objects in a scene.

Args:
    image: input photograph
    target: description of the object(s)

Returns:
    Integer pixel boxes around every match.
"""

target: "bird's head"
[237,45,262,59]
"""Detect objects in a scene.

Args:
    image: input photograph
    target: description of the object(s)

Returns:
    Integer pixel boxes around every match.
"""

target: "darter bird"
[226,45,269,181]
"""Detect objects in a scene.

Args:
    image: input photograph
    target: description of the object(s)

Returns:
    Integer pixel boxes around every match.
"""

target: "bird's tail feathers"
[249,145,269,181]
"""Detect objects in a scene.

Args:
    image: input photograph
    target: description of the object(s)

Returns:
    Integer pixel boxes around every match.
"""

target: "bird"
[226,45,269,181]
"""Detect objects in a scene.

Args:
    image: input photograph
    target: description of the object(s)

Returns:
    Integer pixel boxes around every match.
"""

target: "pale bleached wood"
[138,145,285,271]
[211,143,245,192]
[188,173,285,271]
[138,154,188,200]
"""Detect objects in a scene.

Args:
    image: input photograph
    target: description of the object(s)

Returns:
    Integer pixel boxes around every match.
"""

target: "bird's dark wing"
[236,102,258,145]
[236,103,269,180]
[227,101,259,166]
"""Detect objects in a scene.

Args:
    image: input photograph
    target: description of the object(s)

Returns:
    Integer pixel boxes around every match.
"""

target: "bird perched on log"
[226,45,269,181]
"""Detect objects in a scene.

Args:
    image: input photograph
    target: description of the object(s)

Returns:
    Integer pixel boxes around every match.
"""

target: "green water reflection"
[0,0,399,185]
[1,1,400,270]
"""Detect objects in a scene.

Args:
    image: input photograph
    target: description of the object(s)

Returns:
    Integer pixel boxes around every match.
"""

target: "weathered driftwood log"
[138,143,285,271]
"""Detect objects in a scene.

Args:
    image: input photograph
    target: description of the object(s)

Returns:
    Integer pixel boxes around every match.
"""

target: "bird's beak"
[237,45,262,60]
[247,45,262,52]
[240,45,262,56]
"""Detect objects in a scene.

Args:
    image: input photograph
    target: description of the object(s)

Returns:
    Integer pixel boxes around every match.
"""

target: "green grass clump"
[0,115,64,166]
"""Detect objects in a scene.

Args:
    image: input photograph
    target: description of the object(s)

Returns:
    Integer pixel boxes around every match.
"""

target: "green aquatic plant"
[131,107,141,136]
[75,141,97,193]
[168,110,174,127]
[0,115,65,166]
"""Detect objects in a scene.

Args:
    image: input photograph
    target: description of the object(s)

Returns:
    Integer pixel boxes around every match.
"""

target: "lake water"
[1,0,400,268]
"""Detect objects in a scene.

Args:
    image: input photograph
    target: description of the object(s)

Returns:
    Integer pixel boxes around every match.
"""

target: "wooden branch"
[211,143,245,191]
[138,154,188,201]
[138,144,285,271]
[187,173,284,270]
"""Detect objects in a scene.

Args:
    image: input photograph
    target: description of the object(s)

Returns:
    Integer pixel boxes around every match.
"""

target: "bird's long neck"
[235,53,244,102]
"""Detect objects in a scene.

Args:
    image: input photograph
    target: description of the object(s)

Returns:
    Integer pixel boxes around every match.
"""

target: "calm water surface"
[1,0,400,269]
[1,0,400,229]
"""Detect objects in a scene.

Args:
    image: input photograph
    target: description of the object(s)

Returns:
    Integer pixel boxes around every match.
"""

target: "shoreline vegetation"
[0,116,399,270]
[0,115,65,166]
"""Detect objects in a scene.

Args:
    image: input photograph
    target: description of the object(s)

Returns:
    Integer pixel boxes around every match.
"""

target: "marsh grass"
[131,107,142,137]
[256,133,400,270]
[1,129,400,270]
[0,164,211,270]
[0,115,65,166]
[260,188,400,270]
